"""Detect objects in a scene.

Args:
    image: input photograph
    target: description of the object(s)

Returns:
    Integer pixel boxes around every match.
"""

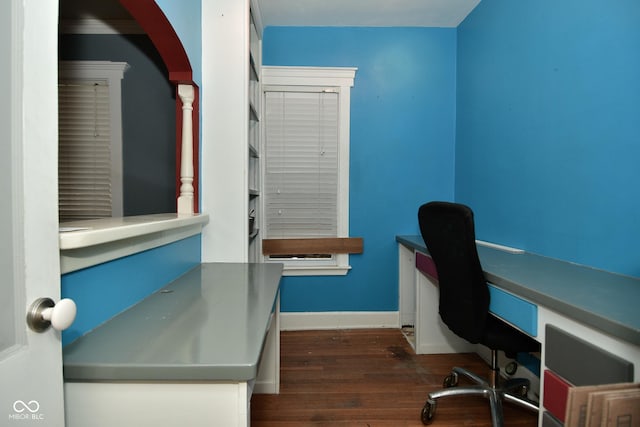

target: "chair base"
[421,363,538,427]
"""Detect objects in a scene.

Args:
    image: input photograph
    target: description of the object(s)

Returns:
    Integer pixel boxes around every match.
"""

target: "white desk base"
[398,241,639,427]
[65,382,251,427]
[64,306,279,427]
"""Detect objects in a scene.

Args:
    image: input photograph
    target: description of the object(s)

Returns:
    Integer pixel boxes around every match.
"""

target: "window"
[58,61,128,221]
[262,66,357,276]
[264,90,339,239]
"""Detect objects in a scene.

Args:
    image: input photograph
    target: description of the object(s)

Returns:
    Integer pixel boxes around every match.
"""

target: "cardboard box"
[564,383,639,427]
[587,388,640,427]
[601,390,640,427]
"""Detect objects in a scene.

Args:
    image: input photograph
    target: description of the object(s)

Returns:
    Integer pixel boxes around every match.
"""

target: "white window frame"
[262,66,357,276]
[58,60,128,219]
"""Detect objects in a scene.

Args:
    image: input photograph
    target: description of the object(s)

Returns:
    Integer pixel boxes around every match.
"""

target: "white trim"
[59,213,209,274]
[280,311,400,331]
[59,19,144,35]
[59,61,130,75]
[262,66,357,87]
[260,66,357,274]
[59,213,209,250]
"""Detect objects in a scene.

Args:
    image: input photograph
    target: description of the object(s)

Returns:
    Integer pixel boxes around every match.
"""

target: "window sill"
[59,213,209,274]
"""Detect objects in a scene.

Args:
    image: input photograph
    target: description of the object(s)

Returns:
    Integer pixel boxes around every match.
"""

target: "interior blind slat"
[58,80,113,221]
[264,91,339,240]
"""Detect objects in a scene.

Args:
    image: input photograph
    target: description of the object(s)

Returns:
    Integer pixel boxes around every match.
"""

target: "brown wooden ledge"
[262,237,363,256]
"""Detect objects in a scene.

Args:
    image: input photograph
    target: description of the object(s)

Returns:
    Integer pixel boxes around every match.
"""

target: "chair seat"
[482,314,540,358]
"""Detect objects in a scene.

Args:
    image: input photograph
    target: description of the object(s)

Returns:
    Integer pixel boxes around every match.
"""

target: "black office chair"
[417,201,540,427]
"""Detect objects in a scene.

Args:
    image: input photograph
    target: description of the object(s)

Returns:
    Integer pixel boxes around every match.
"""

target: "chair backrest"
[418,201,489,343]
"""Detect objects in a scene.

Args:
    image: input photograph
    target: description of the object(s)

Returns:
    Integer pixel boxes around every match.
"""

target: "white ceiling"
[256,0,481,28]
[59,0,481,29]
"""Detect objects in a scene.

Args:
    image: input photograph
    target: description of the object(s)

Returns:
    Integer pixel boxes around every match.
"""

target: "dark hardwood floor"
[251,329,538,427]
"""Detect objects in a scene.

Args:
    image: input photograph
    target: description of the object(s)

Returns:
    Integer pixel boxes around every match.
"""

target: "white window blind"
[58,80,112,221]
[264,90,339,239]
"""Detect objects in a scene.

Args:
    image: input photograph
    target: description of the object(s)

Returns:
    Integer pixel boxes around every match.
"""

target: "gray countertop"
[63,262,283,382]
[397,235,640,346]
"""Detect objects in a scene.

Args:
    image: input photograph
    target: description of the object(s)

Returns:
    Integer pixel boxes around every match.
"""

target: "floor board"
[251,329,538,427]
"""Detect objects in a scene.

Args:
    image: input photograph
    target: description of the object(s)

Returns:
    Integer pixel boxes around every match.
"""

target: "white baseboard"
[280,311,400,331]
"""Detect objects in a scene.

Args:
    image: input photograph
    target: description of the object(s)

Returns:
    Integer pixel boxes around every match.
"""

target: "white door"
[1,0,68,425]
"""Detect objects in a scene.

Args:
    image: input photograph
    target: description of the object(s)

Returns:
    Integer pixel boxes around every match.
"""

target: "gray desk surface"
[397,235,640,346]
[63,262,283,382]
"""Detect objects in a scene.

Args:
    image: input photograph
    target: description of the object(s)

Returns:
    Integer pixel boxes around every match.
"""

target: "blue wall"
[156,0,202,87]
[61,235,201,346]
[263,27,457,312]
[456,0,640,277]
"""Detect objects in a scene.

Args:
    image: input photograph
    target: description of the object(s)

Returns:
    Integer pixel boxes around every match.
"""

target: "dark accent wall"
[59,34,176,215]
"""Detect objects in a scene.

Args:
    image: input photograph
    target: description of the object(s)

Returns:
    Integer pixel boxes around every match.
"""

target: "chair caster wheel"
[421,400,436,425]
[443,372,458,388]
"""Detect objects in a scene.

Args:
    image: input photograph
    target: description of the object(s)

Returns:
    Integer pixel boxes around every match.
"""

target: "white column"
[201,0,250,262]
[177,84,195,214]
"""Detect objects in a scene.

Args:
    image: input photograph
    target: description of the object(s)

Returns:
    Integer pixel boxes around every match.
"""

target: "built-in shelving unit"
[248,6,261,262]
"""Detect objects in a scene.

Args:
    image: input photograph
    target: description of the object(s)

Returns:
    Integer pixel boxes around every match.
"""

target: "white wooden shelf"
[247,6,262,263]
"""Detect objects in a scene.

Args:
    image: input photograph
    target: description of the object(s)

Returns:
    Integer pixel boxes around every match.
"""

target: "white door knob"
[27,298,77,332]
